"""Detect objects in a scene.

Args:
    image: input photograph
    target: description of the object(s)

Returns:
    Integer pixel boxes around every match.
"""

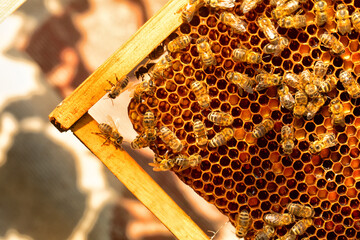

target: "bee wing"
[124,81,137,92]
[148,162,169,171]
[217,0,235,9]
[255,68,268,75]
[105,115,118,130]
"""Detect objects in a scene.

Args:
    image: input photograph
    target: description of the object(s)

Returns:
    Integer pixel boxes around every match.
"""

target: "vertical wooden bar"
[71,113,210,240]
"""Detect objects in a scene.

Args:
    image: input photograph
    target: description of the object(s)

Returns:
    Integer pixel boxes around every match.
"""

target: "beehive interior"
[127,0,360,238]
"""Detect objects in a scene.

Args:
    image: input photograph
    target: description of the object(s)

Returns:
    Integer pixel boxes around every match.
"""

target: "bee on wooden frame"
[106,75,129,100]
[93,115,124,150]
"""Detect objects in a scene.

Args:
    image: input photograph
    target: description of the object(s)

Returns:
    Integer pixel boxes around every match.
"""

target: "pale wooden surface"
[71,113,210,240]
[0,0,26,23]
[49,0,188,132]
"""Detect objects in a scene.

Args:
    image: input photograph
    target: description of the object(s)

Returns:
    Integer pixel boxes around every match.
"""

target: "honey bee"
[263,37,289,56]
[320,32,345,55]
[203,0,235,9]
[148,43,165,61]
[293,90,308,118]
[329,98,345,126]
[232,46,261,64]
[339,70,360,98]
[304,82,319,99]
[159,126,184,152]
[255,69,282,91]
[299,69,311,87]
[227,71,257,94]
[143,110,157,141]
[219,12,247,34]
[309,133,338,154]
[271,0,301,20]
[167,35,192,53]
[207,111,234,126]
[287,203,315,218]
[313,0,328,26]
[189,154,202,167]
[190,80,211,108]
[151,55,173,79]
[143,110,156,129]
[240,0,262,14]
[283,72,302,89]
[135,62,156,80]
[257,15,280,44]
[174,153,202,170]
[94,118,124,150]
[278,85,295,110]
[131,133,150,149]
[252,118,274,138]
[319,75,337,93]
[254,225,275,240]
[132,79,156,102]
[278,13,307,29]
[304,94,326,120]
[270,0,288,7]
[313,60,328,78]
[235,210,252,238]
[336,4,351,35]
[277,232,296,240]
[290,218,313,235]
[281,125,295,155]
[149,154,175,171]
[351,11,360,33]
[196,37,217,69]
[209,128,234,148]
[181,0,204,23]
[293,105,307,119]
[263,213,296,227]
[193,119,208,146]
[106,75,129,99]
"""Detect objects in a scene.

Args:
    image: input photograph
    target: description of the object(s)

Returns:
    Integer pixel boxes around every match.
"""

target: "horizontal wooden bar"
[71,113,210,240]
[48,0,187,132]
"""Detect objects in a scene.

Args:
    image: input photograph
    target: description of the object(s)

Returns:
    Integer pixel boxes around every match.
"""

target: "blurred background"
[0,0,237,239]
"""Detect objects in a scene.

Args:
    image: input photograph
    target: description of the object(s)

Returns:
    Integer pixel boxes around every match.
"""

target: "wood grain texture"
[71,113,210,240]
[0,0,26,23]
[48,0,188,132]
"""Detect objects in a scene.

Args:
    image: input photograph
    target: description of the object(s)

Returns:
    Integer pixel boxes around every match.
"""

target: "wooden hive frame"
[48,0,210,239]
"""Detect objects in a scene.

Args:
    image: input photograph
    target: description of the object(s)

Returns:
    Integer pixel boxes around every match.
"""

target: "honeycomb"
[127,0,360,238]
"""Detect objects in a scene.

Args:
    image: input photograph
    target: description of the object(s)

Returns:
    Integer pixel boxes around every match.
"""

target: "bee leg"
[101,137,111,146]
[107,80,115,87]
[115,144,124,151]
[229,28,235,37]
[92,132,106,138]
[114,74,120,83]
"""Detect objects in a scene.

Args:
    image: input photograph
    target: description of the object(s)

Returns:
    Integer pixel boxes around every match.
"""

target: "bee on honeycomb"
[126,0,360,239]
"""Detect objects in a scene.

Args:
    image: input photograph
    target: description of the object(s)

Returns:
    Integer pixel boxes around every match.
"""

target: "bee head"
[108,93,117,99]
[116,136,123,144]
